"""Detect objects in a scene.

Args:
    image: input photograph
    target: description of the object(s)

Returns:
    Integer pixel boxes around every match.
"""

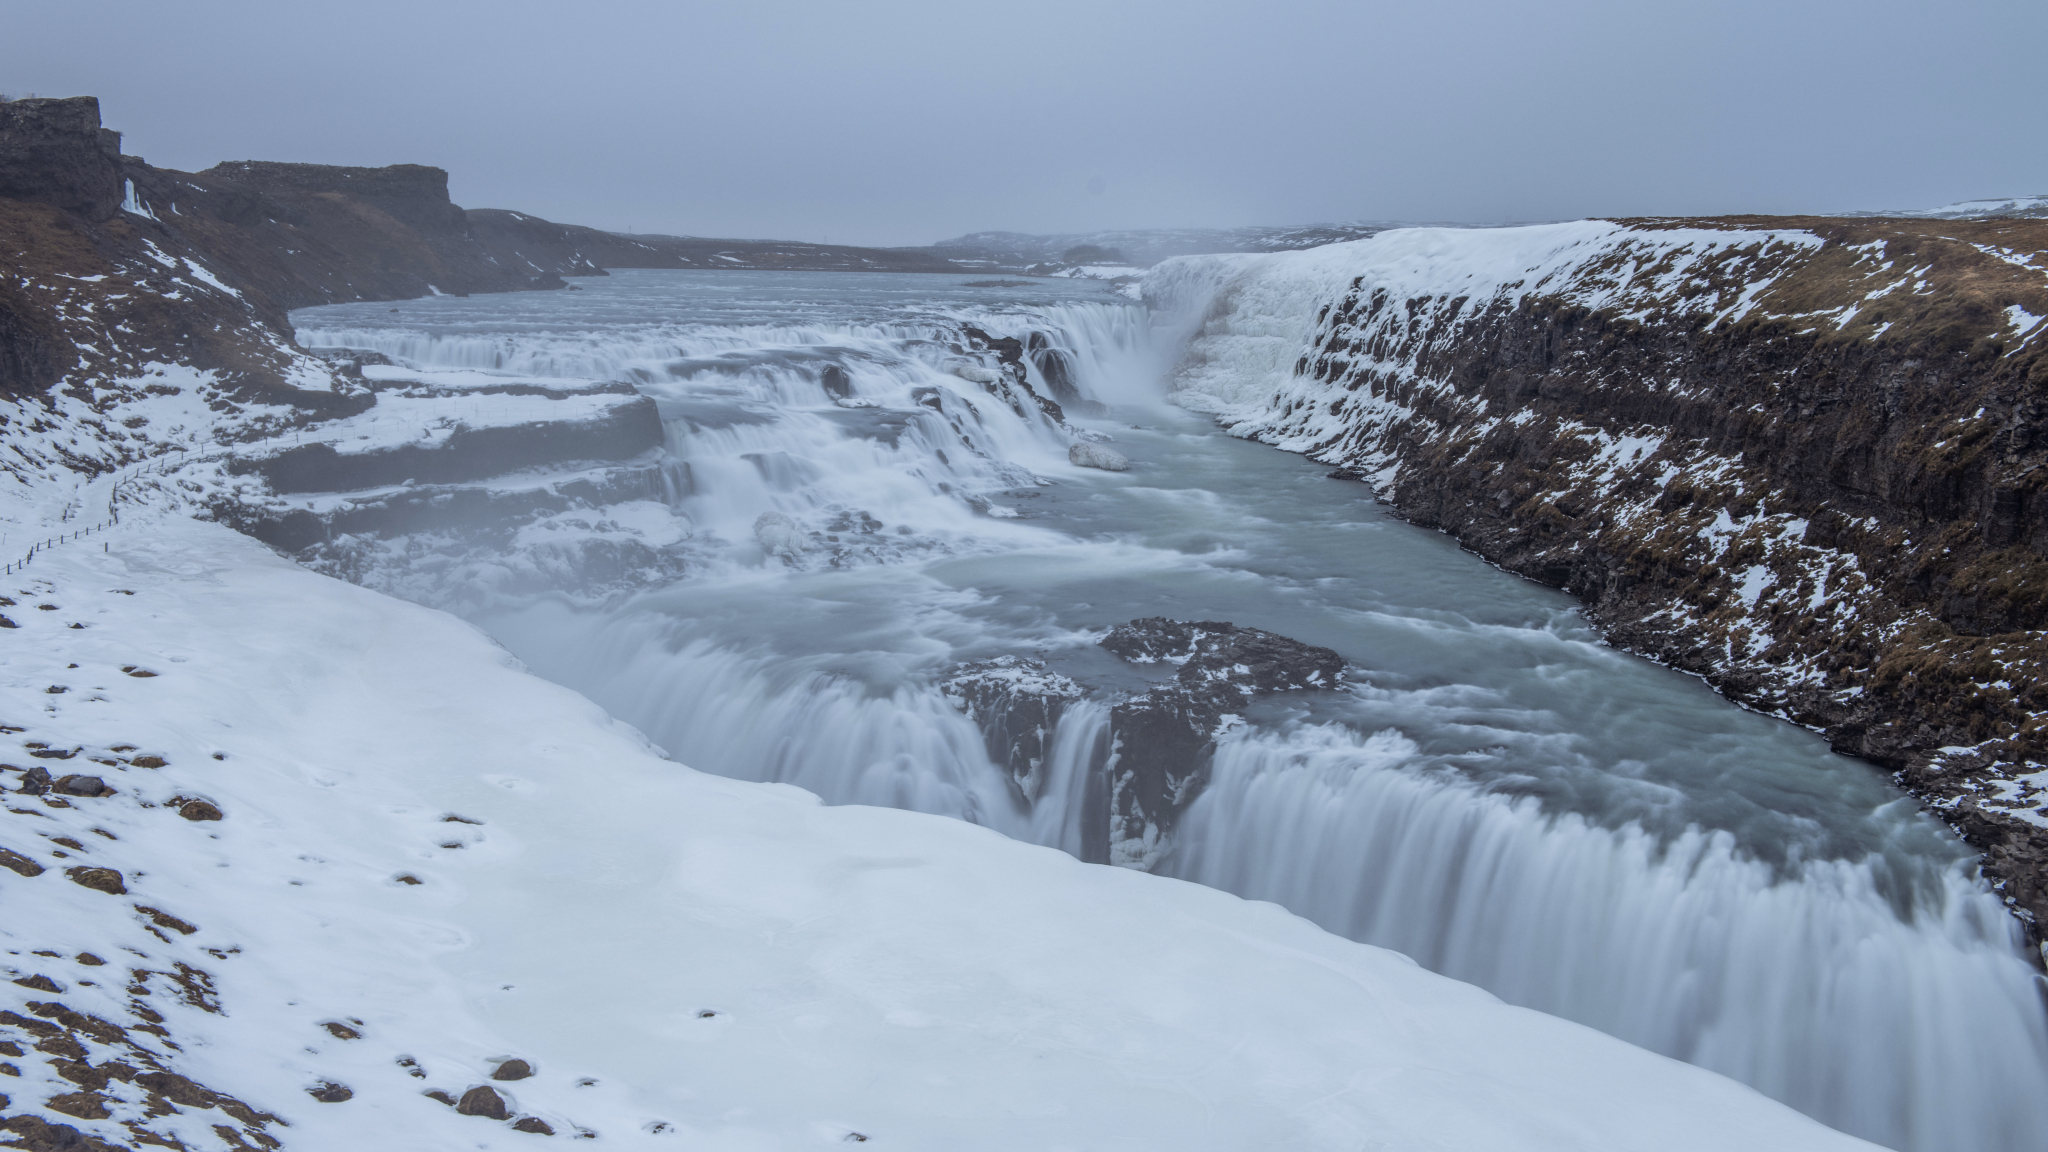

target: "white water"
[297,269,2048,1152]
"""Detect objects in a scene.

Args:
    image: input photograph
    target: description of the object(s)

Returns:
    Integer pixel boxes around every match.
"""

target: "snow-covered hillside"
[1862,195,2048,220]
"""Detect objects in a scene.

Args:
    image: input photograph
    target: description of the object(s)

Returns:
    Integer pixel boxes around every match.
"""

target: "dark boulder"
[941,658,1088,800]
[64,867,125,896]
[820,364,854,400]
[1098,619,1343,869]
[0,845,44,877]
[458,1084,510,1120]
[940,620,1344,871]
[1102,618,1344,694]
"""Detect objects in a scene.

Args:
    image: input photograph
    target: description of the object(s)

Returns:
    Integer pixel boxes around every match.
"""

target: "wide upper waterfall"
[294,267,2048,1152]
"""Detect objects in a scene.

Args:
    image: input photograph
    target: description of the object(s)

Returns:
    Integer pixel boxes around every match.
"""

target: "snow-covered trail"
[0,510,1883,1151]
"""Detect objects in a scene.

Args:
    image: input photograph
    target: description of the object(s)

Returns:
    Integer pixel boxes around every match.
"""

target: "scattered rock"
[128,755,166,768]
[322,1021,361,1041]
[513,1116,556,1135]
[1068,442,1130,471]
[178,799,223,822]
[0,845,44,877]
[26,747,76,760]
[395,873,423,885]
[0,1115,122,1152]
[492,1058,534,1081]
[12,975,62,994]
[133,1070,216,1109]
[44,1089,110,1119]
[949,364,1003,384]
[425,1088,457,1106]
[15,766,51,795]
[64,867,125,895]
[308,1081,353,1103]
[442,814,482,825]
[43,686,66,695]
[754,511,807,559]
[457,1084,510,1120]
[51,1059,136,1093]
[136,906,198,935]
[52,776,109,798]
[75,954,102,967]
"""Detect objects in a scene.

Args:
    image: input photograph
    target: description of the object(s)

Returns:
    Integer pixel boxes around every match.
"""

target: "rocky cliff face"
[120,158,591,306]
[0,97,123,223]
[0,96,671,609]
[1156,217,2048,945]
[943,619,1344,869]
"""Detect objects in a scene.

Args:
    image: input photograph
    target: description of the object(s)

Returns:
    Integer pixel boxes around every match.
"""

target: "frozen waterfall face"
[292,267,2048,1152]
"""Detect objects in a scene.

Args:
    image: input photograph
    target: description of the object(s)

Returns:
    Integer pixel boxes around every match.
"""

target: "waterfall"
[298,269,2048,1152]
[1173,722,2048,1152]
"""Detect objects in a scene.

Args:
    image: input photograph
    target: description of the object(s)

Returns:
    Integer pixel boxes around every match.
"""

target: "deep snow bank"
[1148,216,2048,946]
[0,506,1882,1149]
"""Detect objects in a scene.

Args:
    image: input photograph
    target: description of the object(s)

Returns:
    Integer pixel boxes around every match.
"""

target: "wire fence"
[4,447,203,577]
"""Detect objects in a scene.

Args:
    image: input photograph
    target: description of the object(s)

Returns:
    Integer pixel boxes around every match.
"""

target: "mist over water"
[298,269,2048,1152]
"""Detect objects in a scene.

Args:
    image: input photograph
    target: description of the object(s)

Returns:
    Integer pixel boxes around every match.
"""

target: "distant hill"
[1841,195,2048,220]
[925,224,1392,271]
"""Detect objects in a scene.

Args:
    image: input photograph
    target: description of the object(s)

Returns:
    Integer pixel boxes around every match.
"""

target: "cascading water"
[295,268,2048,1152]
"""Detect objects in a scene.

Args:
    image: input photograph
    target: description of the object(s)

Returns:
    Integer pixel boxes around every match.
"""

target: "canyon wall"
[0,96,671,603]
[1154,217,2048,942]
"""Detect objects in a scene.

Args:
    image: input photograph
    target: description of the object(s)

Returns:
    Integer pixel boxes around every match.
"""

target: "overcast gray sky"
[4,0,2042,246]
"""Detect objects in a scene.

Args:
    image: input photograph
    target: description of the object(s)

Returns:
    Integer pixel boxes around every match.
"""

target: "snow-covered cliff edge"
[1151,215,2048,947]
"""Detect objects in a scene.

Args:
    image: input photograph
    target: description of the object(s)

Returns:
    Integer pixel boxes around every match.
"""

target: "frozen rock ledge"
[1069,441,1130,471]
